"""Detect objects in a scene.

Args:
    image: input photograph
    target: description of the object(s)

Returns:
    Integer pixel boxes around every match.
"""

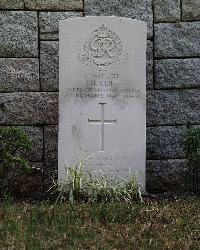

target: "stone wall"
[0,0,199,193]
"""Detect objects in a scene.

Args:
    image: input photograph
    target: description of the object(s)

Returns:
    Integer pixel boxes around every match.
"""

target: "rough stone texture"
[44,125,58,169]
[147,159,188,193]
[154,0,180,22]
[25,0,83,10]
[44,126,58,193]
[155,59,200,89]
[147,90,200,126]
[0,93,58,125]
[20,126,43,162]
[155,22,200,58]
[40,41,59,91]
[12,162,44,199]
[0,58,39,92]
[0,0,24,9]
[147,126,185,159]
[147,40,153,89]
[39,12,83,40]
[85,0,153,39]
[182,0,200,21]
[0,11,38,57]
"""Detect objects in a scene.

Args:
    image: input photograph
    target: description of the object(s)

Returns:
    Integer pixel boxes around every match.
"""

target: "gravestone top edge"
[59,15,147,29]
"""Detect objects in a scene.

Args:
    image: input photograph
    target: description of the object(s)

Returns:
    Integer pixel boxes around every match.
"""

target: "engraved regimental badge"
[79,25,128,70]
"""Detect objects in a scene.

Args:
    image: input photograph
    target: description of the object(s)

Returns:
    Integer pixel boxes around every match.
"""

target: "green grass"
[0,198,199,249]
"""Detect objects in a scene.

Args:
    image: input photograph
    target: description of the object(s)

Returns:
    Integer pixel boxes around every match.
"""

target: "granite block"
[147,90,200,126]
[39,11,83,40]
[155,22,200,58]
[0,11,38,57]
[85,0,153,38]
[0,92,58,125]
[0,58,39,92]
[155,59,200,89]
[40,41,59,91]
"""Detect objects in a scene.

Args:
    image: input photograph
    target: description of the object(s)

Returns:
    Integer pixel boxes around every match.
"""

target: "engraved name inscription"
[64,86,141,99]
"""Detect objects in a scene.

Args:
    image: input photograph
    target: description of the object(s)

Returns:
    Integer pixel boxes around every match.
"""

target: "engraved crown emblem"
[79,24,128,70]
[97,25,109,38]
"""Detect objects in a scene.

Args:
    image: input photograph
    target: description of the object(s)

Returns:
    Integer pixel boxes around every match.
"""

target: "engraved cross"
[88,103,117,152]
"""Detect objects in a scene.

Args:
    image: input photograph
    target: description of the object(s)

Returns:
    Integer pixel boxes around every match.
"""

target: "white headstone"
[59,16,147,190]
